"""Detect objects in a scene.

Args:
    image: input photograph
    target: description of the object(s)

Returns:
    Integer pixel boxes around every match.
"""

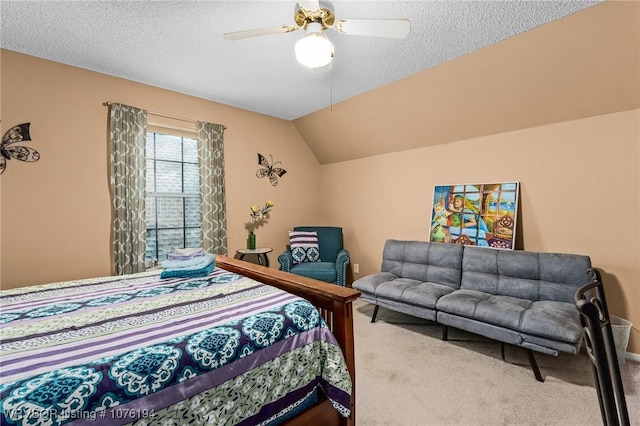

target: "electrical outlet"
[353,263,359,274]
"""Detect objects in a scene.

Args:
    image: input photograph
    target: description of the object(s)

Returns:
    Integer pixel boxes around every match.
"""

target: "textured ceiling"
[0,1,602,121]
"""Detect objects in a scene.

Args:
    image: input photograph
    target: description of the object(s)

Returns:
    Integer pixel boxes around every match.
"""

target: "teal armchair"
[278,226,350,286]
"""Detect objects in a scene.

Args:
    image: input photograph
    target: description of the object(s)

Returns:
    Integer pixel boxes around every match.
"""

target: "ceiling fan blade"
[224,25,298,41]
[297,0,320,11]
[333,18,411,39]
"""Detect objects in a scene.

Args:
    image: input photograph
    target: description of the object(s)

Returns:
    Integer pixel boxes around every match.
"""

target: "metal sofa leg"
[501,342,506,361]
[527,349,544,382]
[442,325,448,341]
[370,305,379,323]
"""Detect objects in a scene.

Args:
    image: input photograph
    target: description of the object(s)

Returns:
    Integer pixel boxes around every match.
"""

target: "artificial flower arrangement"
[247,200,274,249]
[250,200,275,230]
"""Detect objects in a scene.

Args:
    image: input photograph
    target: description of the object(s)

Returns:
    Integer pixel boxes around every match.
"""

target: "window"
[145,131,200,261]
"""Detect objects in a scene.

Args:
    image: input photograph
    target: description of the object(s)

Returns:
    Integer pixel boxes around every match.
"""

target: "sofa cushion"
[381,240,463,289]
[374,277,418,300]
[290,261,337,283]
[352,272,397,295]
[353,273,455,310]
[520,300,583,344]
[399,282,457,309]
[436,289,532,331]
[461,247,591,303]
[437,289,583,344]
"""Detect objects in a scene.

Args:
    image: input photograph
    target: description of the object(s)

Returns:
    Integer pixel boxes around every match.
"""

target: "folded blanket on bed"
[160,261,216,279]
[168,247,206,260]
[172,247,205,257]
[160,253,215,270]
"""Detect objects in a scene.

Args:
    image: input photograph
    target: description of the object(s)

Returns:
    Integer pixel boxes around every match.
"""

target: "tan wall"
[0,50,322,288]
[2,49,638,354]
[322,110,640,353]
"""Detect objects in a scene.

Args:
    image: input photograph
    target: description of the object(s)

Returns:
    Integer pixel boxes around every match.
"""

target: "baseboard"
[624,351,640,363]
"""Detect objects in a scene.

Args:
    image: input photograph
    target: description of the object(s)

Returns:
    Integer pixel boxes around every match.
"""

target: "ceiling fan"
[223,0,410,69]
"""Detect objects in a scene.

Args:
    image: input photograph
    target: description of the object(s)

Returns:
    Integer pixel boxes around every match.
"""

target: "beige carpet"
[352,298,640,426]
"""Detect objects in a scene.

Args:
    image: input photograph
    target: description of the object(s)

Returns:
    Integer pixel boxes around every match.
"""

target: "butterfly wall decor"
[1,123,40,175]
[256,153,287,186]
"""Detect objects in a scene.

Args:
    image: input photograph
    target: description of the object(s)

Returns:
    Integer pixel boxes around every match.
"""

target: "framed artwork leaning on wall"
[429,182,520,250]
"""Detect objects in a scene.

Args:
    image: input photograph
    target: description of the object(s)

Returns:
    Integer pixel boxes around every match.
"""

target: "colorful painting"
[429,182,519,250]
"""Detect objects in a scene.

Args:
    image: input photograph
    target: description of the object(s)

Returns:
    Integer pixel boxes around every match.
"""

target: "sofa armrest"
[278,250,294,272]
[336,249,350,286]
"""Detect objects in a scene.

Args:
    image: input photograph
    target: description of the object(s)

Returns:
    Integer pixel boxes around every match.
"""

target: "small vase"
[247,231,256,250]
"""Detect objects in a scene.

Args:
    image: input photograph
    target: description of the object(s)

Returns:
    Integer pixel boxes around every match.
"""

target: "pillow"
[289,230,321,264]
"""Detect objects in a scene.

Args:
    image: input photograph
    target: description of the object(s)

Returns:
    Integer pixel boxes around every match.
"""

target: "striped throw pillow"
[289,231,321,264]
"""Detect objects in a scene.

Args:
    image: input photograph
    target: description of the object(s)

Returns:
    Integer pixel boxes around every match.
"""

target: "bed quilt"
[0,267,352,426]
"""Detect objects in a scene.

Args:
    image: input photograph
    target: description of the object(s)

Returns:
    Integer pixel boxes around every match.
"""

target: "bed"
[0,255,360,426]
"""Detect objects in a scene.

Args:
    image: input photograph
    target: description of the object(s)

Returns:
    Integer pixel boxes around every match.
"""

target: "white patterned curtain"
[109,103,147,275]
[197,122,227,254]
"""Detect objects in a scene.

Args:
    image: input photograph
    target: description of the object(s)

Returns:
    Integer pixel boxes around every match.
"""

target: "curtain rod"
[102,102,227,129]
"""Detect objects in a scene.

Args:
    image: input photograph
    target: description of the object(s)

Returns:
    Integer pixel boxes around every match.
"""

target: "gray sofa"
[353,239,592,381]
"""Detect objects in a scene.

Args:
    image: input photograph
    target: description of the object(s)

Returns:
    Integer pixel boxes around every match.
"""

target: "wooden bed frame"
[215,255,361,426]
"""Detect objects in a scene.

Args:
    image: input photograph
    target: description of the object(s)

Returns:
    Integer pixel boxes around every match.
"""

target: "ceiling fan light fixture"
[295,23,334,68]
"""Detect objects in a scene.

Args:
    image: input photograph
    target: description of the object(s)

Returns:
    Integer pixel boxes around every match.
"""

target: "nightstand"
[236,247,273,267]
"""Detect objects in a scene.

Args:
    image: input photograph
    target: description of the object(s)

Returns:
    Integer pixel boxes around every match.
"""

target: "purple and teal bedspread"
[0,268,352,425]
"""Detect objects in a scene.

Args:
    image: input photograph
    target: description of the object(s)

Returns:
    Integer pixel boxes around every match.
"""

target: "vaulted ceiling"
[2,1,638,164]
